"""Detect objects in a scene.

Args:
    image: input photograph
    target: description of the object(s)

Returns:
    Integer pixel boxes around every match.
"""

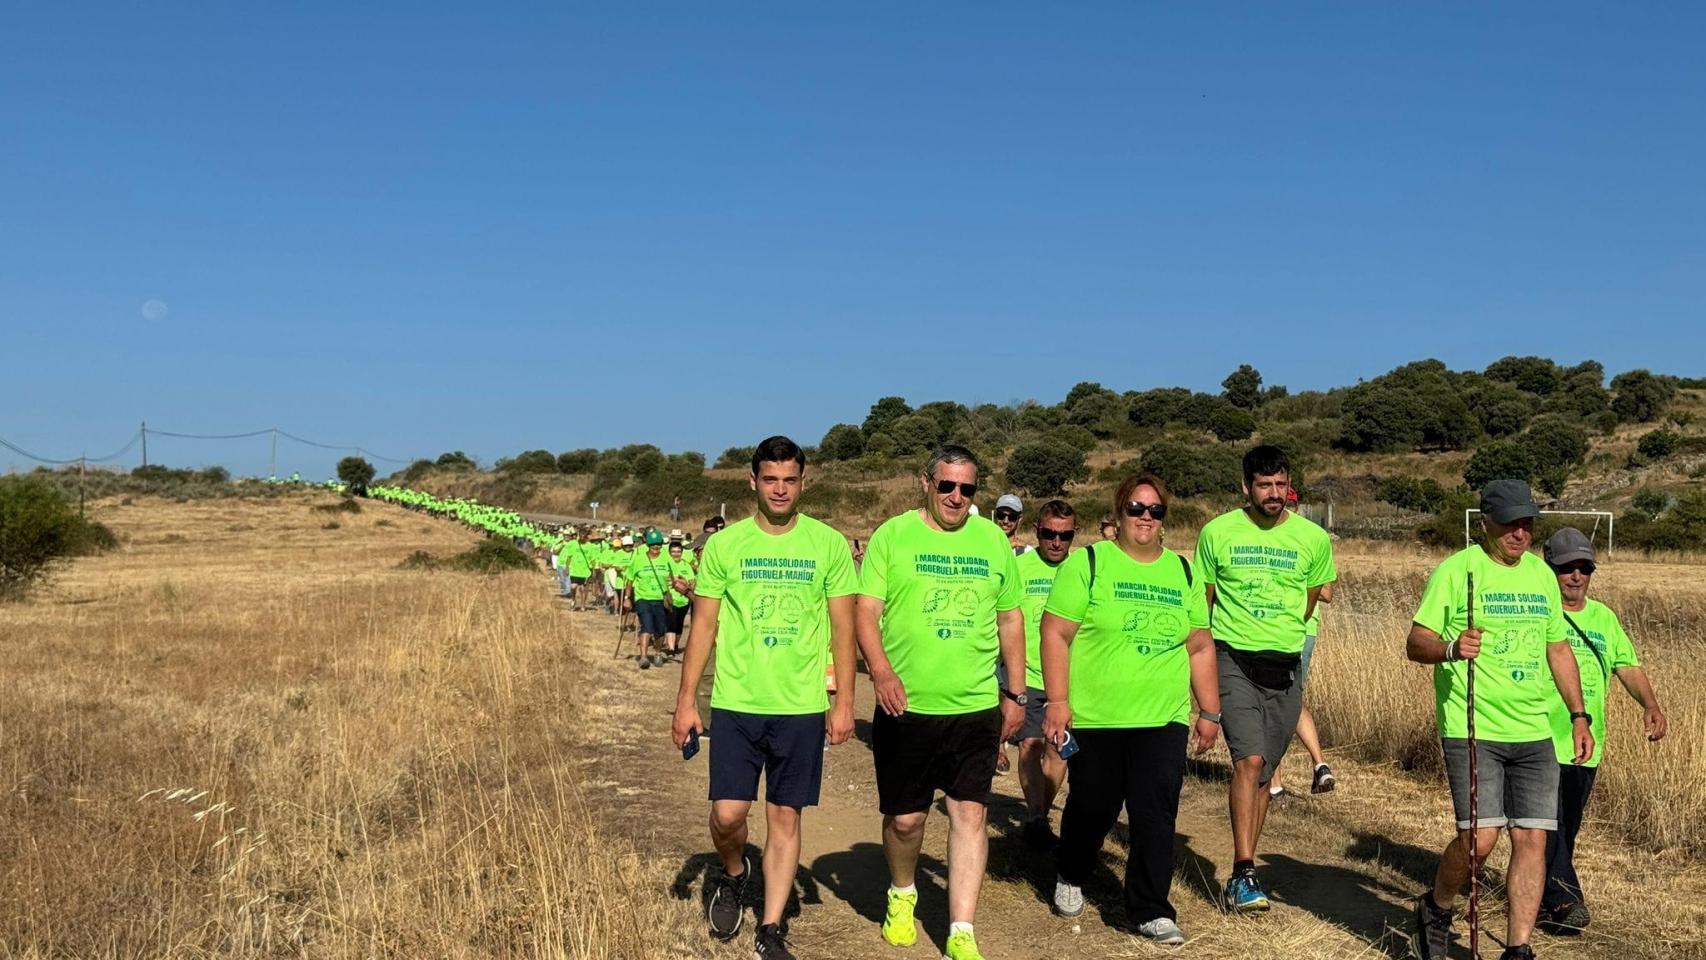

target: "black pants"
[1055,723,1188,923]
[1542,763,1598,910]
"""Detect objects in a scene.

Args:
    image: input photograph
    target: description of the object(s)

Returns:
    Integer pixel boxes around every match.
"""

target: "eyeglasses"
[932,479,978,498]
[1552,561,1596,576]
[993,509,1020,522]
[1124,501,1168,520]
[1037,528,1076,542]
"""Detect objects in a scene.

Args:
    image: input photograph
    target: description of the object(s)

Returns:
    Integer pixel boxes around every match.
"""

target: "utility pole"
[270,428,278,481]
[140,421,148,468]
[78,455,86,517]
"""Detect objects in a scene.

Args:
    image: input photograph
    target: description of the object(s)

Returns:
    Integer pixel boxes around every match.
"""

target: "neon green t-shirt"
[1195,509,1335,654]
[1044,542,1209,728]
[625,549,675,601]
[858,511,1023,715]
[666,556,695,607]
[1550,599,1639,766]
[1414,546,1571,743]
[698,514,858,715]
[558,541,593,578]
[1014,550,1063,689]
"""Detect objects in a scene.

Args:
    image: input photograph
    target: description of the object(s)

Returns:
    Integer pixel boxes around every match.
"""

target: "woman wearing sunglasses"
[1039,474,1222,946]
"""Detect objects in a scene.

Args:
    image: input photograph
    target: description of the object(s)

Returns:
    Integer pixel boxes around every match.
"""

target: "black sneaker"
[1311,763,1337,794]
[1538,900,1590,935]
[1499,946,1536,960]
[1022,816,1057,851]
[752,923,795,960]
[707,857,750,941]
[1412,893,1453,960]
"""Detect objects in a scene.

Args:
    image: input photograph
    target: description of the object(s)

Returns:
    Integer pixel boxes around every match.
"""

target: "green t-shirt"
[1414,546,1571,743]
[666,556,695,607]
[1549,599,1639,766]
[858,511,1023,715]
[1044,542,1209,728]
[1195,509,1336,654]
[698,514,858,715]
[625,549,675,601]
[558,541,593,578]
[1014,550,1063,689]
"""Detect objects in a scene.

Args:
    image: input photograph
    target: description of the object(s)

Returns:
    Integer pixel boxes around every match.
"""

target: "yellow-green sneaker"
[942,928,984,960]
[882,888,918,947]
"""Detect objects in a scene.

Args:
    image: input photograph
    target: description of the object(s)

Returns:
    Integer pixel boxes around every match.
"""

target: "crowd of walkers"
[376,435,1667,960]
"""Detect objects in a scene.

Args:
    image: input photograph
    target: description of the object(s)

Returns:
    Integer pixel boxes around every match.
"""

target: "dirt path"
[566,603,1701,960]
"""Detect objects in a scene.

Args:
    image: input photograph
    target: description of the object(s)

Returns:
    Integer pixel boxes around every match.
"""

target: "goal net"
[1463,510,1616,558]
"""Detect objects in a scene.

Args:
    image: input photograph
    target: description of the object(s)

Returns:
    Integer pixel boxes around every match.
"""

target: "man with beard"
[857,445,1025,960]
[1194,445,1336,913]
[672,436,858,960]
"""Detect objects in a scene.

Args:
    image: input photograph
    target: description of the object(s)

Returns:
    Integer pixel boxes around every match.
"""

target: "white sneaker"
[1052,877,1084,918]
[1136,917,1185,945]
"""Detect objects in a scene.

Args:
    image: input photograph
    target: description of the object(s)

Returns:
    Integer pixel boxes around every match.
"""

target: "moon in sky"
[141,299,169,321]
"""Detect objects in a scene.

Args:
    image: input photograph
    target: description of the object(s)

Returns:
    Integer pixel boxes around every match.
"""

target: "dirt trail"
[566,603,1699,960]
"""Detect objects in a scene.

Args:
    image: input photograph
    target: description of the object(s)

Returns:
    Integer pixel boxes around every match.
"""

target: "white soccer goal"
[1463,509,1615,558]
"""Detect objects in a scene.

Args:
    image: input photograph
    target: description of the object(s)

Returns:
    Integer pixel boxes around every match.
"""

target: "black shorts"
[635,599,669,636]
[709,708,826,808]
[667,602,689,635]
[568,575,588,586]
[871,707,1001,815]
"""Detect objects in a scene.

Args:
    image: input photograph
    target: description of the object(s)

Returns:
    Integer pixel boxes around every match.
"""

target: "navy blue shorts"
[708,708,826,808]
[635,599,669,636]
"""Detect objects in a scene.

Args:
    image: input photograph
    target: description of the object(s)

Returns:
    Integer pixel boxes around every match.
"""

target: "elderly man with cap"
[626,529,677,668]
[990,493,1031,775]
[1406,479,1595,960]
[1536,527,1667,935]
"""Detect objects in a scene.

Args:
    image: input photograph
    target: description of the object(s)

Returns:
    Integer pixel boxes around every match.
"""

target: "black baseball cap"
[1479,479,1540,524]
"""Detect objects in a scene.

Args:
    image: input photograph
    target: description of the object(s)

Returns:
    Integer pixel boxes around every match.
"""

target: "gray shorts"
[1217,645,1303,785]
[1442,738,1559,831]
[1005,687,1047,743]
[1297,634,1318,689]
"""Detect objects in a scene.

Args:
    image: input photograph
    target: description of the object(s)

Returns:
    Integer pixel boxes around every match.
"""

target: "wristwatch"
[1570,711,1593,724]
[1001,688,1029,706]
[1199,710,1223,725]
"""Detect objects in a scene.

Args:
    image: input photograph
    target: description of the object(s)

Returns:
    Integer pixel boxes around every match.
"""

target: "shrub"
[1207,403,1256,442]
[0,477,86,600]
[503,449,559,474]
[1588,410,1620,436]
[1630,487,1670,519]
[1618,490,1706,551]
[65,519,118,557]
[398,459,434,483]
[198,466,231,485]
[1005,441,1090,497]
[1518,417,1589,472]
[336,456,376,492]
[1050,424,1098,454]
[1463,440,1536,491]
[886,413,942,455]
[1338,361,1476,452]
[435,451,477,470]
[819,423,865,461]
[1637,429,1680,460]
[1611,369,1675,423]
[1125,388,1192,429]
[447,539,535,573]
[862,396,913,437]
[556,448,599,474]
[714,446,755,470]
[1416,489,1480,547]
[1376,476,1449,513]
[629,449,666,479]
[321,521,341,530]
[1139,440,1241,498]
[313,498,362,514]
[1484,355,1561,395]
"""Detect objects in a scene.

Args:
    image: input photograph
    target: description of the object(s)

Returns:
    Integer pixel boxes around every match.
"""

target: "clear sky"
[4,4,1703,478]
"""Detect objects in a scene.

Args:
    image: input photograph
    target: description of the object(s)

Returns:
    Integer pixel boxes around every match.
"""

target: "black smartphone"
[682,728,701,761]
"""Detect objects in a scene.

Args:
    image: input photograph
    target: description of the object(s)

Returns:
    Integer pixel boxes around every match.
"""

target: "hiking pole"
[611,602,632,659]
[1465,571,1481,960]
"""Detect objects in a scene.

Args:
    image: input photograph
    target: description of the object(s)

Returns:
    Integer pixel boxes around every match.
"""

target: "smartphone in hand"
[1053,729,1079,759]
[682,728,701,761]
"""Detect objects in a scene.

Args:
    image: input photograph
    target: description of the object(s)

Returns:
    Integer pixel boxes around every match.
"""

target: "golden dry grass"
[0,494,707,960]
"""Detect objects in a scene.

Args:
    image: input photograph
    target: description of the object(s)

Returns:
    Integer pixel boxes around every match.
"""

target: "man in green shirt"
[1407,479,1594,960]
[672,437,857,960]
[856,445,1025,960]
[1194,444,1336,914]
[1537,527,1667,935]
[626,530,676,668]
[1009,499,1075,850]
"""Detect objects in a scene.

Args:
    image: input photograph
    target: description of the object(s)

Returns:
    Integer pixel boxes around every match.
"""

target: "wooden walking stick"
[1465,571,1481,959]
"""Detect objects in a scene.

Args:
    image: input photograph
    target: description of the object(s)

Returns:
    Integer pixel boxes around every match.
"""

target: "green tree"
[1519,417,1589,473]
[435,450,476,470]
[0,477,85,600]
[1207,403,1256,442]
[1125,387,1192,429]
[1485,355,1562,395]
[714,446,757,470]
[886,413,941,455]
[1637,428,1680,460]
[1005,441,1089,497]
[1611,369,1675,423]
[1375,476,1448,513]
[336,456,376,492]
[1463,440,1536,491]
[556,448,599,474]
[862,396,913,437]
[819,423,866,461]
[1139,440,1242,498]
[1050,424,1099,453]
[503,449,559,473]
[1221,364,1263,410]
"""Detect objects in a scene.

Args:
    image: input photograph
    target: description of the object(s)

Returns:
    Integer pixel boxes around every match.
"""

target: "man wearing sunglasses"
[993,494,1033,556]
[1535,528,1666,936]
[856,445,1026,960]
[1010,499,1076,850]
[1194,445,1336,915]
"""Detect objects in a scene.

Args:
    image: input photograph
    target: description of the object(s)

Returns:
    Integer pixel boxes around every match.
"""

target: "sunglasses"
[1124,501,1168,520]
[1552,561,1596,576]
[993,509,1021,522]
[932,479,978,498]
[1037,528,1076,542]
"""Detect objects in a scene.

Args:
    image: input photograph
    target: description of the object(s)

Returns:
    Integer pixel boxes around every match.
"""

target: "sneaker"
[1022,816,1057,851]
[753,923,795,960]
[1499,946,1536,960]
[1052,877,1084,918]
[882,888,918,946]
[1412,893,1453,960]
[707,857,751,941]
[1538,900,1591,935]
[1135,917,1186,945]
[1311,763,1337,794]
[942,928,985,960]
[1225,872,1270,914]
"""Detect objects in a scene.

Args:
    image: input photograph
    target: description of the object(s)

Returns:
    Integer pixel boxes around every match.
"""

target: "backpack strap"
[1562,611,1610,680]
[1086,540,1097,592]
[1178,553,1193,587]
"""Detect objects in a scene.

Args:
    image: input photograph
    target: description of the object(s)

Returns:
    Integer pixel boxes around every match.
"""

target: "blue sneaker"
[1225,873,1270,914]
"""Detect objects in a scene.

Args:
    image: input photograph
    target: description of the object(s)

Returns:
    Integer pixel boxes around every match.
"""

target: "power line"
[2,424,417,469]
[147,428,274,440]
[0,430,142,465]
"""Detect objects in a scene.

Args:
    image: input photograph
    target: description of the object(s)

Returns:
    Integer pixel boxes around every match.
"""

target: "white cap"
[995,494,1024,514]
[621,536,634,546]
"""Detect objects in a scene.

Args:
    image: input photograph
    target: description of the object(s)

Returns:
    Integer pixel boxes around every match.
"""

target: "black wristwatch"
[1001,688,1029,707]
[1570,711,1592,724]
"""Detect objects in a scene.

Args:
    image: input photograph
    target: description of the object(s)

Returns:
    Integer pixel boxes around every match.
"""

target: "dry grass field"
[4,494,1704,959]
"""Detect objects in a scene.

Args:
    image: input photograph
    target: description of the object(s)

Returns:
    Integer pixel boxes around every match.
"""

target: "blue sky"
[4,4,1703,477]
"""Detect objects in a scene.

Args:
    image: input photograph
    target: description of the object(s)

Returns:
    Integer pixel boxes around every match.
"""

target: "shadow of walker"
[811,840,953,952]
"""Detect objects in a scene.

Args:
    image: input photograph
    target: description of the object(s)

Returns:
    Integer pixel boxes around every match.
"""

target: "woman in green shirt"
[1039,474,1222,946]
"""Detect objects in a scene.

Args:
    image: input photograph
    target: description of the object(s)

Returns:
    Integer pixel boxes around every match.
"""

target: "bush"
[336,456,376,492]
[1005,441,1090,497]
[1588,410,1620,436]
[714,446,756,470]
[1637,429,1680,460]
[1518,418,1589,472]
[503,449,559,474]
[1375,476,1449,513]
[1618,490,1706,552]
[1630,487,1670,519]
[313,498,362,514]
[450,539,536,573]
[557,448,599,474]
[1125,388,1192,429]
[1337,362,1477,452]
[862,396,913,437]
[1050,424,1099,454]
[886,413,942,455]
[1463,440,1536,491]
[1416,489,1480,547]
[1484,355,1561,395]
[1139,440,1241,498]
[1207,403,1256,442]
[435,451,477,470]
[1611,369,1675,423]
[0,477,87,600]
[819,423,865,461]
